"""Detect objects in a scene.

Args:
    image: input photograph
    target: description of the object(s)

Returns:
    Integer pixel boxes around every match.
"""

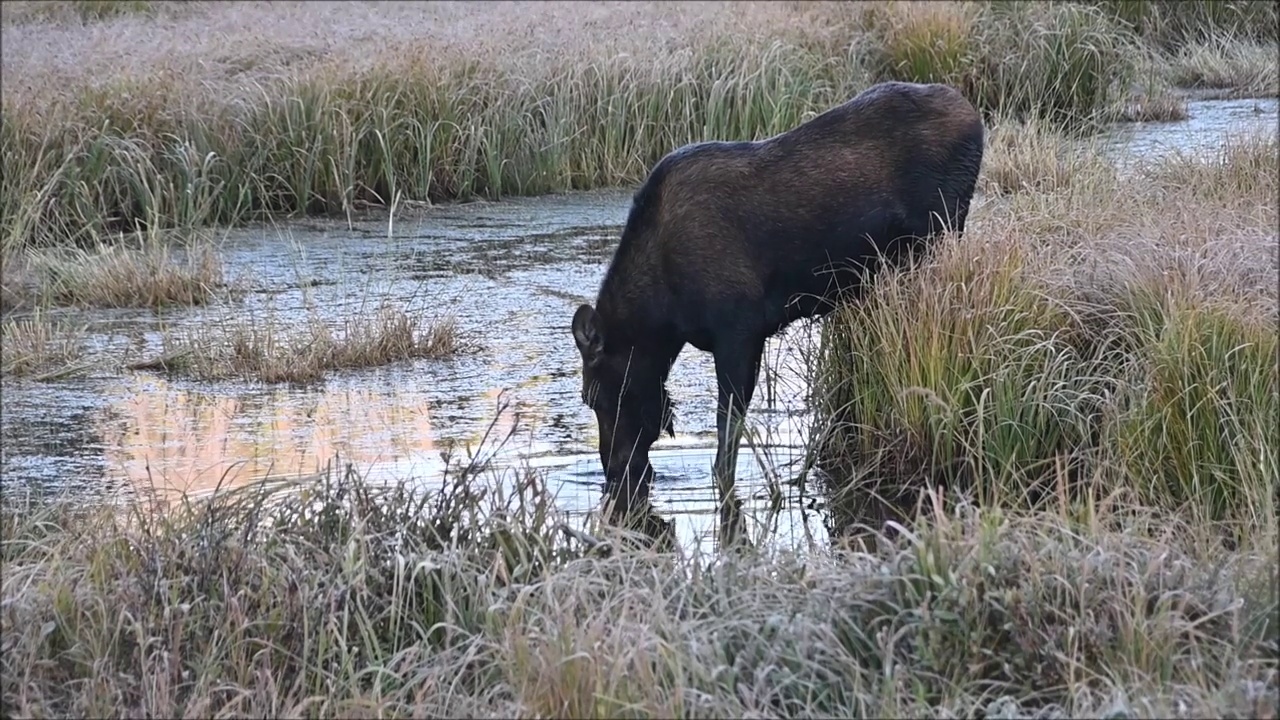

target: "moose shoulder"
[571,81,985,519]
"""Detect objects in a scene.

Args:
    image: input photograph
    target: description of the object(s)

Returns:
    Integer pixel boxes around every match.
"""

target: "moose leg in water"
[571,81,985,532]
[711,333,765,543]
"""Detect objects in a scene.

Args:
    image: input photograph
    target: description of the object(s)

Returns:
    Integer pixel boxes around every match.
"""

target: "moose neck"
[595,290,681,381]
[594,214,681,378]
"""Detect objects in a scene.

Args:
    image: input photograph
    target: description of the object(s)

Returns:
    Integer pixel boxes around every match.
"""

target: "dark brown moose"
[571,81,985,529]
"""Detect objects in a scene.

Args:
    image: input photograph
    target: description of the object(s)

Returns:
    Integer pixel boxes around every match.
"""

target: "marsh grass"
[979,114,1116,195]
[816,133,1279,537]
[1148,130,1279,192]
[3,234,224,310]
[2,1,1276,247]
[0,250,37,315]
[857,1,1149,127]
[1109,299,1278,532]
[0,39,855,245]
[1117,88,1190,122]
[0,0,159,24]
[147,300,468,384]
[1092,0,1280,51]
[0,308,88,379]
[1170,39,1280,97]
[2,6,1278,712]
[2,464,1275,718]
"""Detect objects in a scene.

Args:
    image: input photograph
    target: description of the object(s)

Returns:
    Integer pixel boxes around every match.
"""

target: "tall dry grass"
[978,113,1117,195]
[2,465,1275,718]
[855,1,1147,126]
[2,1,1275,247]
[1169,38,1280,97]
[1088,0,1279,51]
[815,131,1279,540]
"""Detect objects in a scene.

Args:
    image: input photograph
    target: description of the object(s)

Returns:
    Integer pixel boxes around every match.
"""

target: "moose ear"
[571,303,605,366]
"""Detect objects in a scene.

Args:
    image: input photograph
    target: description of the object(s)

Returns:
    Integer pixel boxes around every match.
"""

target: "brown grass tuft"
[978,114,1116,196]
[147,300,469,384]
[0,309,87,379]
[1117,88,1191,122]
[12,236,224,309]
[1170,39,1280,97]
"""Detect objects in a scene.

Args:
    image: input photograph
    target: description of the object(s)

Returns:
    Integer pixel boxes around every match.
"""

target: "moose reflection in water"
[570,81,985,541]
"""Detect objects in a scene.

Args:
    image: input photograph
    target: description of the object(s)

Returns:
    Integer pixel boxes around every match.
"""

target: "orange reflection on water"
[97,376,446,499]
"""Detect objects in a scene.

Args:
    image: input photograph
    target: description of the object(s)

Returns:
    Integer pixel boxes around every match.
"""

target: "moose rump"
[571,81,985,521]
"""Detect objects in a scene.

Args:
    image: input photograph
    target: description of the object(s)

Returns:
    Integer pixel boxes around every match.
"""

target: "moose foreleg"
[711,337,764,510]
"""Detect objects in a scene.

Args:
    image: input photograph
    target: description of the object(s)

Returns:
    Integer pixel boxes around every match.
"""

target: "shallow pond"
[2,97,1276,552]
[3,191,826,550]
[1101,96,1279,164]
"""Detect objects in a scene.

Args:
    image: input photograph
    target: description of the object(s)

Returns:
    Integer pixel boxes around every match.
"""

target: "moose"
[570,81,985,526]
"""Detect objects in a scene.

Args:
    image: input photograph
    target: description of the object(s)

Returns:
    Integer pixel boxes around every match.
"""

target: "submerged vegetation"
[1,0,1276,248]
[1,2,1278,718]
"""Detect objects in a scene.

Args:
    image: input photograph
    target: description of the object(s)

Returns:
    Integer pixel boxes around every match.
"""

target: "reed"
[21,235,223,309]
[1169,38,1280,97]
[0,307,87,378]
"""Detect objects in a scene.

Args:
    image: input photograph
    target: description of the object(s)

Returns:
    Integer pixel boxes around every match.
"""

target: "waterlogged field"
[2,1,1279,718]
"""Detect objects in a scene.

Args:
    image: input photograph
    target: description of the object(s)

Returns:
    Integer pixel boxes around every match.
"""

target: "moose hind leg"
[955,196,973,237]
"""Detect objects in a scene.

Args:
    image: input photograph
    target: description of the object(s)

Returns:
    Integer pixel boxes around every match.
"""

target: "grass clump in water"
[0,309,87,379]
[3,235,224,310]
[146,300,469,384]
